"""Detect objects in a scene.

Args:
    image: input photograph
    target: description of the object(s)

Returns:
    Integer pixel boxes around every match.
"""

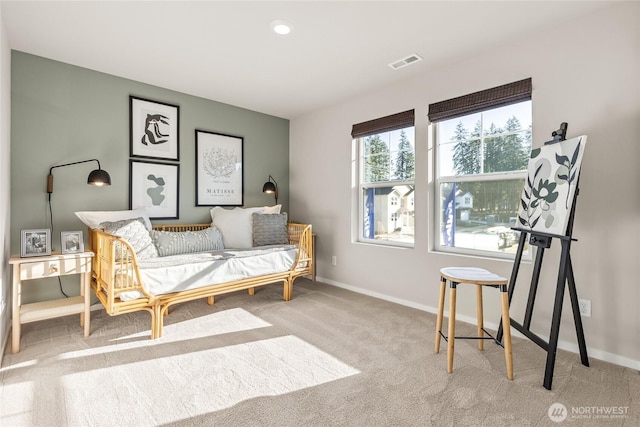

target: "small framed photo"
[130,160,180,219]
[21,229,51,257]
[130,95,180,161]
[61,231,84,254]
[195,130,244,206]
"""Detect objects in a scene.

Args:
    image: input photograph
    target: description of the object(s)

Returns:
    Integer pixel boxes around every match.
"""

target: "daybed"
[83,210,312,339]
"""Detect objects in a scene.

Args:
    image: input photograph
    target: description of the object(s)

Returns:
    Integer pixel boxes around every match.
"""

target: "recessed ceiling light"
[271,20,292,35]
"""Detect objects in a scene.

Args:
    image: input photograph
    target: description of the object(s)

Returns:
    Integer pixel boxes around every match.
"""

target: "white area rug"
[1,303,358,426]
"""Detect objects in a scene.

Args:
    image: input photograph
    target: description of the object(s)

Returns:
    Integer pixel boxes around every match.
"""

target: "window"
[430,79,532,257]
[353,110,415,246]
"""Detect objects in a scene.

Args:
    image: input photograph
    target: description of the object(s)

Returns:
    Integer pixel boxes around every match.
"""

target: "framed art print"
[130,160,180,219]
[21,229,51,257]
[61,231,84,254]
[130,96,180,161]
[195,130,244,206]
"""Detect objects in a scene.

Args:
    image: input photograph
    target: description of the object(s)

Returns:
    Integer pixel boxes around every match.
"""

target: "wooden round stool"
[435,267,513,380]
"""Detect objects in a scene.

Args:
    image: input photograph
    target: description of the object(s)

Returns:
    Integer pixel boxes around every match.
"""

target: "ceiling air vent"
[388,53,423,70]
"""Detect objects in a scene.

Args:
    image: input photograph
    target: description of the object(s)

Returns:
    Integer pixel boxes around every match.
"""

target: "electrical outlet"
[331,256,337,266]
[578,299,591,317]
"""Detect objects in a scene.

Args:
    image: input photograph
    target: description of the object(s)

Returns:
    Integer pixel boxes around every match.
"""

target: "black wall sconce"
[262,175,278,204]
[47,159,112,196]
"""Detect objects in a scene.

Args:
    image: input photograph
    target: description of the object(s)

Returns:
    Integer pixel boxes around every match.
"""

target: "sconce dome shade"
[88,169,111,187]
[262,181,277,193]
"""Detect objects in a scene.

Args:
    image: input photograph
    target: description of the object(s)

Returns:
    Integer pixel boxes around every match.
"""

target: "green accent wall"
[10,51,289,303]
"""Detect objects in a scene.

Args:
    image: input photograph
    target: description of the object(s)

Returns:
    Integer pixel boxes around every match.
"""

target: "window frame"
[433,99,532,259]
[354,120,416,248]
[434,172,528,259]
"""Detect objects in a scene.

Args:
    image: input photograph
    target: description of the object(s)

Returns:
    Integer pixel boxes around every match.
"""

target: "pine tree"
[524,123,532,156]
[451,120,482,216]
[394,130,415,180]
[363,134,389,182]
[452,121,480,175]
[483,122,503,173]
[449,115,530,223]
[500,116,529,171]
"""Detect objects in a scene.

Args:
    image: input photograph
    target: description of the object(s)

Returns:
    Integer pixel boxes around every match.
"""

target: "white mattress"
[118,245,299,300]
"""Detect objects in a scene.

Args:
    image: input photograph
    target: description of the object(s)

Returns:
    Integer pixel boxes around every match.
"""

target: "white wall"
[290,3,640,368]
[0,4,12,360]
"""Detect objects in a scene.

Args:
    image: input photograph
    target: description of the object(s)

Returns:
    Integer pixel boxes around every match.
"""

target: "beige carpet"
[1,279,638,426]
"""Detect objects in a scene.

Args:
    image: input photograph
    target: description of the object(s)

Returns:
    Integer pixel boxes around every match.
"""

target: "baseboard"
[316,276,640,372]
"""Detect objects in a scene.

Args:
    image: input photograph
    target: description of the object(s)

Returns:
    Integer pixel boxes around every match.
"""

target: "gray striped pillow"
[150,226,224,257]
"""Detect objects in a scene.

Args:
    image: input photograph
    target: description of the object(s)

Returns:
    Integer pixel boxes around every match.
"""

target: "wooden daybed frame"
[88,222,313,339]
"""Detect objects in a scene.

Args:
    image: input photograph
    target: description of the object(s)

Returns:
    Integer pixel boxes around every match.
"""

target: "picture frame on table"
[130,96,180,161]
[195,130,244,207]
[21,229,51,257]
[130,160,180,219]
[61,231,84,255]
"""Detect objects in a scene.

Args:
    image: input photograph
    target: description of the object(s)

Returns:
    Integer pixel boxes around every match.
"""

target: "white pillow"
[210,206,265,248]
[263,205,282,214]
[75,208,153,231]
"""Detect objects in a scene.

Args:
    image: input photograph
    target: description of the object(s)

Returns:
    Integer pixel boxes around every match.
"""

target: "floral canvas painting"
[516,135,587,236]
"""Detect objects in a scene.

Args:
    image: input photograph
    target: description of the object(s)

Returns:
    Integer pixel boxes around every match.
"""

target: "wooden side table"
[9,251,93,353]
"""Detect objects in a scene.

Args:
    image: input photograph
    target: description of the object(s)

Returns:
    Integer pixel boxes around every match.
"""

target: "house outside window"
[353,110,415,247]
[430,79,532,258]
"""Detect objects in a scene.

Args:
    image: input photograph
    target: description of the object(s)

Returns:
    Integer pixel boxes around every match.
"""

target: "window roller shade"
[428,78,531,123]
[352,109,415,139]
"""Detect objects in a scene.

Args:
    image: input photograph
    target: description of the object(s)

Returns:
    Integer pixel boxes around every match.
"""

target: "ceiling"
[1,1,614,119]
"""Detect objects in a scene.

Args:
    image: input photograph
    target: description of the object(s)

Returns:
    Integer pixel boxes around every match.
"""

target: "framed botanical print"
[195,130,244,206]
[21,229,51,257]
[130,96,180,161]
[130,160,180,219]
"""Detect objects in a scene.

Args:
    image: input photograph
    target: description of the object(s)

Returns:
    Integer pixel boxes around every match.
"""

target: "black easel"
[497,122,589,390]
